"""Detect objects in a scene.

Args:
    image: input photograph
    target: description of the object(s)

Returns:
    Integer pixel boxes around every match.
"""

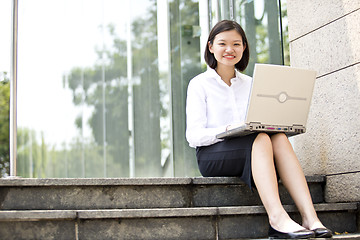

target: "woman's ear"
[208,41,214,53]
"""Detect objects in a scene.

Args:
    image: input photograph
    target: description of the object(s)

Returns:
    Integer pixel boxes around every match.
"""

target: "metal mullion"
[10,0,19,177]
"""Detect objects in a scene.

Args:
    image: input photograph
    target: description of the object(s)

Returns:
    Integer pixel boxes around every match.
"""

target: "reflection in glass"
[16,0,168,178]
[0,0,11,177]
[14,0,287,178]
[237,0,284,75]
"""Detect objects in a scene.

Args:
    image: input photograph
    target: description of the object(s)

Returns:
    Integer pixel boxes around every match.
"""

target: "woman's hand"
[226,122,244,131]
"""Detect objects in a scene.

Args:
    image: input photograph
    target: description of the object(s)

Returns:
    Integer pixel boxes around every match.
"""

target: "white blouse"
[186,68,252,148]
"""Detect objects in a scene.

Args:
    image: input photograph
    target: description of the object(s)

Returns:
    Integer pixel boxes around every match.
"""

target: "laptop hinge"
[292,125,306,134]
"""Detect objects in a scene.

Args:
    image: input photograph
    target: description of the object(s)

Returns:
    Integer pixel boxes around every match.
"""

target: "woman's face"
[208,29,246,69]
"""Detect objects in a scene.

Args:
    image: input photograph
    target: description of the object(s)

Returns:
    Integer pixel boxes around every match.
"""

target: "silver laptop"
[216,63,316,139]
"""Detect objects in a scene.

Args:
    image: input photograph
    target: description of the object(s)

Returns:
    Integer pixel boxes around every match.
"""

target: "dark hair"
[204,20,249,72]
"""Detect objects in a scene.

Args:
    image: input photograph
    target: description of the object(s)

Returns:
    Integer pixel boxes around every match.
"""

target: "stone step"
[0,176,324,210]
[0,203,357,239]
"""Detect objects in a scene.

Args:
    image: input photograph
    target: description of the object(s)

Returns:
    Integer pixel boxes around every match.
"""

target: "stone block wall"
[287,0,360,202]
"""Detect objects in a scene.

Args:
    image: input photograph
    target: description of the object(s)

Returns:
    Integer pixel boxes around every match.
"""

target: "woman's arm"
[185,79,226,148]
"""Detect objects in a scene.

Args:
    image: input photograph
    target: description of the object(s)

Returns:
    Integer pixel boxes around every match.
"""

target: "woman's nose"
[226,46,233,52]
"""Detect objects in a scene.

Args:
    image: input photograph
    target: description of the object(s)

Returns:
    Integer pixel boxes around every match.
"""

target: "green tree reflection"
[0,72,10,177]
[65,1,163,177]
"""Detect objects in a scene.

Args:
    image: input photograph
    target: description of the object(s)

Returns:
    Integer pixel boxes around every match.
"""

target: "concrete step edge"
[0,210,77,221]
[0,202,356,221]
[331,233,360,239]
[254,233,360,240]
[0,176,325,187]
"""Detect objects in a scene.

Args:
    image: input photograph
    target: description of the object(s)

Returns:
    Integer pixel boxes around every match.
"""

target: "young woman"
[186,20,332,239]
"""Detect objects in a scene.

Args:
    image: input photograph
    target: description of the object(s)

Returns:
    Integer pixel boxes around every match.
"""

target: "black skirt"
[196,133,258,190]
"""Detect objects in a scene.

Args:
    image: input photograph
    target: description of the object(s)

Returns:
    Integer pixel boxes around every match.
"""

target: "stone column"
[287,0,360,202]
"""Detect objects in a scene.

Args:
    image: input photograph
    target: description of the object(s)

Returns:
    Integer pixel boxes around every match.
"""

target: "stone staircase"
[0,176,358,239]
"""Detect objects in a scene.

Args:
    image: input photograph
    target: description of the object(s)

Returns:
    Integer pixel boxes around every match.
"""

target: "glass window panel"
[132,0,162,177]
[157,0,174,177]
[235,0,284,75]
[16,0,172,178]
[17,0,109,178]
[280,0,290,66]
[0,0,11,177]
[169,0,203,177]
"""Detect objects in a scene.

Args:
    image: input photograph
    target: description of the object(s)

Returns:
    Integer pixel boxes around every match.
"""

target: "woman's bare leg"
[270,133,325,230]
[251,133,305,232]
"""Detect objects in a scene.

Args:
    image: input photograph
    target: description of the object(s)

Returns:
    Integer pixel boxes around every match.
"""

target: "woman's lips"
[223,55,236,59]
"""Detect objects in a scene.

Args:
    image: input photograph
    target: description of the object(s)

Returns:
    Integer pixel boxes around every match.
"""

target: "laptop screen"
[245,64,317,127]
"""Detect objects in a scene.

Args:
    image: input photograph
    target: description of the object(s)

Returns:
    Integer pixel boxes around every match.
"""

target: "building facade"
[287,0,360,202]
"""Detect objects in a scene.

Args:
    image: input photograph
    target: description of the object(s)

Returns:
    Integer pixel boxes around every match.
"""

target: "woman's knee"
[270,133,289,147]
[255,133,272,145]
[253,133,273,153]
[270,133,287,140]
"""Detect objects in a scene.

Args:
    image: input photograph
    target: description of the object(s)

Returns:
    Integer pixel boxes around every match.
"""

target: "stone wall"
[287,0,360,202]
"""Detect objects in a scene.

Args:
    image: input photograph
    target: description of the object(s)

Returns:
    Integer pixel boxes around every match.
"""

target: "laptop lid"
[245,64,316,127]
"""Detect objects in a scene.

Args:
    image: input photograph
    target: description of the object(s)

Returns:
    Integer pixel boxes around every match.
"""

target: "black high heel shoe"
[268,225,315,239]
[312,228,332,238]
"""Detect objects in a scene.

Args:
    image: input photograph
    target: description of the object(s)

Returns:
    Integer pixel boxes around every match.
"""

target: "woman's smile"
[223,54,236,59]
